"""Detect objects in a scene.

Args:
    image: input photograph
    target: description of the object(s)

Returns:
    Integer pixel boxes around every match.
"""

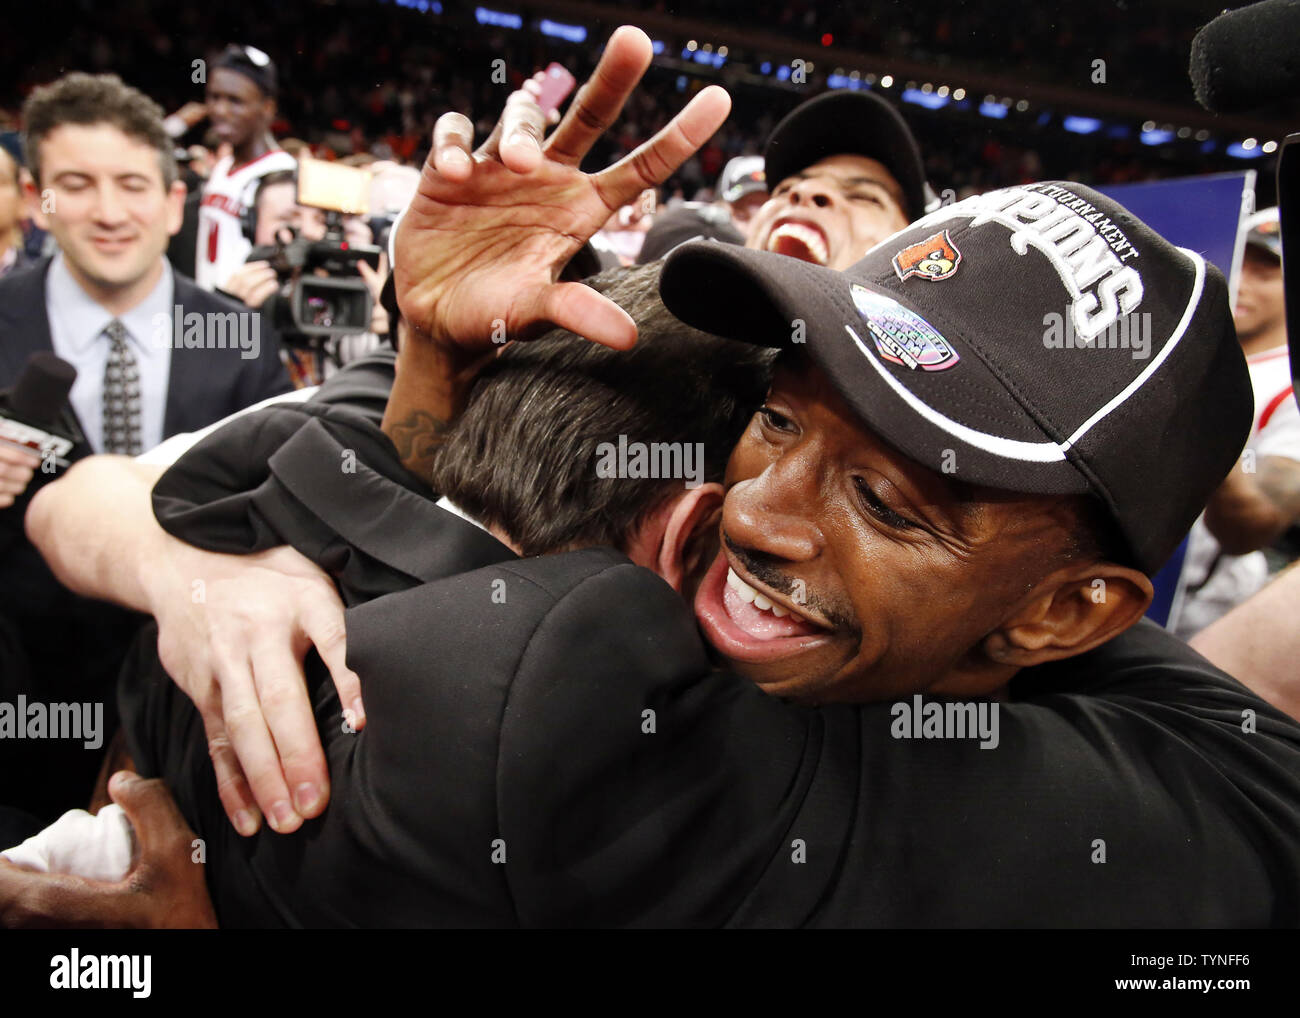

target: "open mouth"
[693,550,834,664]
[765,218,830,266]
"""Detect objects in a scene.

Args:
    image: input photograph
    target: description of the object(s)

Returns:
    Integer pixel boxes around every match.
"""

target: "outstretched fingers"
[430,111,475,181]
[544,25,653,166]
[593,84,731,210]
[490,87,549,173]
[527,282,638,351]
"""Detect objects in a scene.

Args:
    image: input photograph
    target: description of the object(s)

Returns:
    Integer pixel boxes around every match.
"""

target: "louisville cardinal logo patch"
[892,230,962,282]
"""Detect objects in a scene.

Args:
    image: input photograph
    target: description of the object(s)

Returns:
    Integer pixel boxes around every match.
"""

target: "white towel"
[2,804,138,881]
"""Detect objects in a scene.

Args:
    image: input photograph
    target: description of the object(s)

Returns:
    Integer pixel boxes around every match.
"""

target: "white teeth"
[727,566,757,603]
[727,567,789,618]
[767,222,829,265]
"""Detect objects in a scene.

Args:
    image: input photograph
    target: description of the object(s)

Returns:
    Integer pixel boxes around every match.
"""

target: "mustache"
[723,532,857,631]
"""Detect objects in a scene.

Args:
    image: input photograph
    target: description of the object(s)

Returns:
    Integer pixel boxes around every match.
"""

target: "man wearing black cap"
[743,90,929,269]
[660,184,1238,700]
[194,45,296,292]
[642,89,926,272]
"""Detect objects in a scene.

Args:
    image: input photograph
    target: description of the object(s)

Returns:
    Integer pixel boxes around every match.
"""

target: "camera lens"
[306,295,335,327]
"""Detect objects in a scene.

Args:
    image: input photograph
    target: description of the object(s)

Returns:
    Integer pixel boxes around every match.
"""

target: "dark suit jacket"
[120,381,1300,928]
[0,257,291,820]
[0,257,293,443]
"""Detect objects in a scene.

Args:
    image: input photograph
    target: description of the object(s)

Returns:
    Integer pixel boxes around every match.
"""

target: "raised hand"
[393,25,731,356]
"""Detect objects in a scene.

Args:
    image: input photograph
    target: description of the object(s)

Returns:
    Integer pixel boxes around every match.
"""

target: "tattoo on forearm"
[387,410,451,482]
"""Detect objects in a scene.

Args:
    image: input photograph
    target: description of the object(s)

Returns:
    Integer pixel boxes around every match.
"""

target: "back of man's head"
[430,262,774,558]
[22,72,177,189]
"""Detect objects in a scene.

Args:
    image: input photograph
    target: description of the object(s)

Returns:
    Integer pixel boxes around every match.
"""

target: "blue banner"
[1097,172,1254,625]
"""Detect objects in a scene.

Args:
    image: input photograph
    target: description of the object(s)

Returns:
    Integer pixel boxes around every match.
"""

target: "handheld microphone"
[0,352,86,477]
[1190,0,1300,113]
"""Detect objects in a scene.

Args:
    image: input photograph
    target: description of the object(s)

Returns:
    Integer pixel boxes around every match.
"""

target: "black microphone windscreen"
[1190,0,1300,113]
[10,352,77,425]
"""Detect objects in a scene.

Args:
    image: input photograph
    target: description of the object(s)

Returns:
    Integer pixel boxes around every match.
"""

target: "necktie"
[102,319,143,455]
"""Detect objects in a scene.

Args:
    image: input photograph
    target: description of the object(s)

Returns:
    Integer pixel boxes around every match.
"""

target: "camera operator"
[219,165,388,384]
[216,170,299,312]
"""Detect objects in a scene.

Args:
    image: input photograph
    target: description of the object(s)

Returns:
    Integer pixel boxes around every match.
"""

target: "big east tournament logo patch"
[851,285,960,371]
[892,230,962,282]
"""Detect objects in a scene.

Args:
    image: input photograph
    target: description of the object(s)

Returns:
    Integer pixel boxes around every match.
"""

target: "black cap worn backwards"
[763,91,928,222]
[214,44,279,99]
[660,181,1253,574]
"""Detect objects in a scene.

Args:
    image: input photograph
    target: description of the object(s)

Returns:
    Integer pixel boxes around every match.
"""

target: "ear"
[657,482,725,592]
[165,178,187,238]
[623,483,724,592]
[981,560,1154,668]
[24,172,48,232]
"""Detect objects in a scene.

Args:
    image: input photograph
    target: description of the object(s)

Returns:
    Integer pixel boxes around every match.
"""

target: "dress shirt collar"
[46,252,175,353]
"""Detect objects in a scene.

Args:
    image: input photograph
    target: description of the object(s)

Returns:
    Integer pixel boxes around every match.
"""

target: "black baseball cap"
[637,204,744,264]
[214,44,279,99]
[660,181,1253,574]
[763,91,928,222]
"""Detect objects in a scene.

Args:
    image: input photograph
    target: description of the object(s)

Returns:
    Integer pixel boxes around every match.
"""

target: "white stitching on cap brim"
[1063,248,1205,448]
[842,248,1206,463]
